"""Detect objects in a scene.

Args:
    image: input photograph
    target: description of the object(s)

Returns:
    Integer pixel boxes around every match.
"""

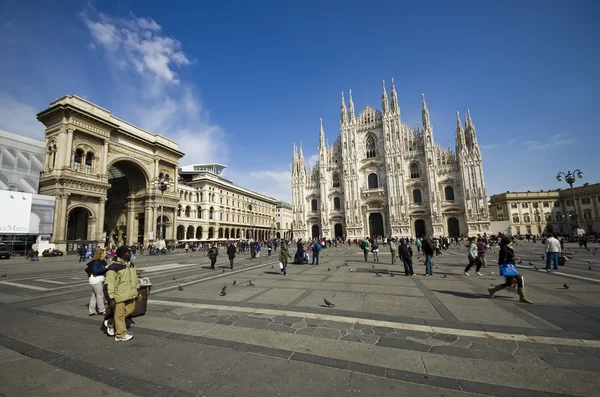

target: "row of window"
[509,211,595,223]
[179,190,273,215]
[328,164,423,190]
[503,197,598,210]
[177,205,272,225]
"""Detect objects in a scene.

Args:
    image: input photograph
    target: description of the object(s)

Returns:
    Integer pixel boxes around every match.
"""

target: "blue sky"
[1,0,599,202]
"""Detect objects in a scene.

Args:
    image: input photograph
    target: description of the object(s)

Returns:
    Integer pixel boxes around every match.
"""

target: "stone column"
[97,198,106,243]
[126,202,136,245]
[101,140,109,174]
[60,193,69,239]
[51,195,65,244]
[145,205,153,244]
[63,128,74,169]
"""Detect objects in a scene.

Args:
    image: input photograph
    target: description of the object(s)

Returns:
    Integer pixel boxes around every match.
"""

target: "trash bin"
[131,277,152,318]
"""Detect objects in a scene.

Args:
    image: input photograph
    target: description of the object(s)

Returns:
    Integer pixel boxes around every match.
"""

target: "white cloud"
[0,94,44,139]
[80,7,227,164]
[523,133,575,151]
[225,168,292,202]
[305,153,319,168]
[480,143,499,151]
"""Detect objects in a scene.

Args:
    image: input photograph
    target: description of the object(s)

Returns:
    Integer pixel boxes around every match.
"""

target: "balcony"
[361,187,385,199]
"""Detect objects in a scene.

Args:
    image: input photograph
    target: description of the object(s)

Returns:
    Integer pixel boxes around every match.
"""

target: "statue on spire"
[319,118,325,149]
[421,93,431,131]
[390,78,399,114]
[341,91,348,124]
[381,80,389,113]
[348,89,355,120]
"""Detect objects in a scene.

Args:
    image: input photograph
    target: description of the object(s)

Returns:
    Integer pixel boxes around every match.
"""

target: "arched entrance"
[415,219,426,237]
[225,229,230,239]
[196,226,203,239]
[447,217,460,237]
[312,225,320,239]
[334,223,343,238]
[186,225,194,239]
[369,213,384,237]
[67,207,91,240]
[177,225,185,240]
[236,229,241,238]
[276,232,281,239]
[105,160,148,247]
[208,227,215,239]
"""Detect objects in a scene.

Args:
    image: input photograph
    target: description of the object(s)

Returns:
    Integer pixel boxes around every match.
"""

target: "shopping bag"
[499,263,519,277]
[279,262,284,270]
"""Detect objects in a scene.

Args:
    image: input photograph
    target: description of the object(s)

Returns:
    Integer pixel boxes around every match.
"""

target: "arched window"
[410,163,420,179]
[185,206,191,217]
[413,189,422,204]
[177,205,182,217]
[311,199,318,211]
[368,173,378,189]
[209,207,214,220]
[332,173,340,188]
[73,149,84,171]
[84,152,93,173]
[444,186,455,201]
[47,142,57,170]
[333,197,341,210]
[197,206,202,219]
[365,135,376,158]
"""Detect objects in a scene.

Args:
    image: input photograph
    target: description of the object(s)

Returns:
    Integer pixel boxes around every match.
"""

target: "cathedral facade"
[291,80,490,240]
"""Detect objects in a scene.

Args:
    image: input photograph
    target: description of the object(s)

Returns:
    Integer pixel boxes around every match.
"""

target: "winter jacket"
[421,238,434,256]
[398,243,413,259]
[468,243,477,259]
[544,237,561,253]
[279,246,292,263]
[497,244,515,265]
[227,244,236,258]
[104,260,139,303]
[208,247,219,259]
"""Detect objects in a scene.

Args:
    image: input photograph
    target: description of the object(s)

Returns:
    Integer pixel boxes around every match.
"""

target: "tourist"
[464,237,482,276]
[311,241,321,265]
[388,238,396,264]
[227,242,236,269]
[296,239,305,264]
[360,237,371,262]
[256,242,261,258]
[279,241,292,275]
[208,243,219,269]
[86,248,108,316]
[371,238,380,262]
[267,241,272,257]
[104,246,140,341]
[477,237,488,267]
[421,234,434,276]
[415,238,422,254]
[488,236,532,304]
[544,233,561,272]
[398,239,415,276]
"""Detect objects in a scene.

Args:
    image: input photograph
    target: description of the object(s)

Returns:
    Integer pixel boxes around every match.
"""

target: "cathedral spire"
[293,142,298,161]
[421,93,431,131]
[465,109,480,152]
[455,111,466,153]
[299,141,304,160]
[381,80,389,113]
[340,91,348,125]
[348,89,355,120]
[390,78,399,114]
[319,118,325,149]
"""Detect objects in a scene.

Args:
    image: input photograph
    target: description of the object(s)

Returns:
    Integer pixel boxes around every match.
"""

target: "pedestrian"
[311,241,321,265]
[86,248,108,316]
[398,239,415,276]
[130,245,137,263]
[371,239,380,262]
[477,238,488,268]
[415,238,422,254]
[544,233,561,272]
[267,241,272,257]
[279,241,292,275]
[227,242,236,269]
[185,243,189,253]
[103,246,140,342]
[464,237,483,276]
[78,245,86,263]
[361,237,371,262]
[488,236,532,304]
[256,242,261,258]
[208,243,219,269]
[388,238,396,265]
[421,234,434,276]
[250,241,256,259]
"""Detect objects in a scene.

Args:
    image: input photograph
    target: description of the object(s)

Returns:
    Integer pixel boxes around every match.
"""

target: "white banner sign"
[0,190,33,234]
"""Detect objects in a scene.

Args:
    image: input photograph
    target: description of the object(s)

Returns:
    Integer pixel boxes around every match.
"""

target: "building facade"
[489,183,600,235]
[176,164,277,242]
[291,80,490,240]
[275,201,293,239]
[0,130,56,254]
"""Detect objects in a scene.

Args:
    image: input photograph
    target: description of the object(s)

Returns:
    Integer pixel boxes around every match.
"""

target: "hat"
[116,245,130,259]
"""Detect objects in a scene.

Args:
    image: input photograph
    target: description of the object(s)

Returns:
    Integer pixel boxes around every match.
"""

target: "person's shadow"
[432,290,512,300]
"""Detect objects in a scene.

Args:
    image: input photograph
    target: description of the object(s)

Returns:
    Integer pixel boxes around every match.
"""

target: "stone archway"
[311,225,320,239]
[415,219,426,237]
[368,213,384,238]
[447,217,460,238]
[186,225,194,239]
[196,226,203,239]
[177,225,185,240]
[334,223,343,238]
[208,227,215,239]
[67,207,91,241]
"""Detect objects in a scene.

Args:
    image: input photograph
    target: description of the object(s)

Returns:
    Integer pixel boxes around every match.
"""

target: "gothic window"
[47,142,57,169]
[333,197,341,210]
[365,135,376,158]
[532,202,539,208]
[413,189,422,204]
[511,203,518,209]
[444,186,455,201]
[410,163,420,179]
[209,207,214,220]
[367,173,378,189]
[543,201,549,207]
[332,173,340,188]
[311,199,318,211]
[522,202,528,208]
[73,149,84,171]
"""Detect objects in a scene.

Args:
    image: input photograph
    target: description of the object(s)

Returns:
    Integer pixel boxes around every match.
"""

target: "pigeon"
[563,283,569,289]
[178,285,184,291]
[324,298,335,307]
[349,269,354,272]
[328,268,331,271]
[1,274,6,277]
[375,272,381,277]
[489,272,495,276]
[232,280,236,285]
[442,274,448,278]
[534,266,539,270]
[336,265,341,269]
[518,260,523,264]
[248,280,255,286]
[343,262,349,266]
[588,261,593,265]
[243,264,246,267]
[222,269,226,273]
[172,276,176,280]
[220,286,227,296]
[372,264,375,269]
[589,266,593,270]
[528,262,534,266]
[541,255,545,260]
[389,272,394,277]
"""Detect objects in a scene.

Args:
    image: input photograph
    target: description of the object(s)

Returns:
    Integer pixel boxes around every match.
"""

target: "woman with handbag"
[488,236,532,304]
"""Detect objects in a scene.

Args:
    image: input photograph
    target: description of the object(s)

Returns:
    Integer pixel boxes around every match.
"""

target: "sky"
[1,0,599,202]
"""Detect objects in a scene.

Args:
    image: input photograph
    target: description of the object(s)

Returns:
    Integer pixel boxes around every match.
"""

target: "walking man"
[388,238,396,264]
[311,241,321,265]
[279,241,291,275]
[361,237,371,262]
[421,234,434,276]
[227,242,236,269]
[464,237,483,276]
[208,243,219,269]
[398,239,415,276]
[544,233,561,272]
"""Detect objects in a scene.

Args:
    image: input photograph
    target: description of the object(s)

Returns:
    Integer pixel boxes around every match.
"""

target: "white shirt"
[545,237,561,253]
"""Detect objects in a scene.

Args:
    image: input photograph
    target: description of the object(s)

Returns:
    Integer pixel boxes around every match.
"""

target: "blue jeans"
[546,252,559,270]
[312,252,319,265]
[425,255,433,275]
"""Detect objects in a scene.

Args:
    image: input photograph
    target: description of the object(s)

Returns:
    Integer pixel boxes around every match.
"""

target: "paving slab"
[362,294,442,319]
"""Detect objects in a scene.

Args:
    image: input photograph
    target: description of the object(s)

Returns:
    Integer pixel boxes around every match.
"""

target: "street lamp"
[556,169,583,230]
[151,175,174,243]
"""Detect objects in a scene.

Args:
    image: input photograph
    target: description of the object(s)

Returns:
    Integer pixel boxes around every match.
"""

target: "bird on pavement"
[442,274,448,278]
[328,268,331,271]
[1,274,6,277]
[344,262,349,266]
[534,266,539,270]
[541,255,545,260]
[178,285,184,291]
[336,265,341,269]
[518,260,523,264]
[588,261,593,265]
[589,266,593,270]
[172,276,176,280]
[389,272,394,277]
[375,272,381,277]
[324,298,335,307]
[528,262,534,266]
[271,265,274,269]
[349,269,354,272]
[372,264,375,269]
[563,283,569,289]
[232,280,236,285]
[221,286,227,296]
[248,280,255,286]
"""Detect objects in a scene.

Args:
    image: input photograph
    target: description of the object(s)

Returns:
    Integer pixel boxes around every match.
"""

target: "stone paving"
[1,241,600,396]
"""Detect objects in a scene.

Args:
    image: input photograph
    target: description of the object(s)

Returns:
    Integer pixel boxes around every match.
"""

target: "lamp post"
[152,175,174,243]
[556,169,583,230]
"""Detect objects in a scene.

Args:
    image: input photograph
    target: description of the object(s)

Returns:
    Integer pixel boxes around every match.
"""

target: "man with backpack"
[311,240,321,265]
[421,234,435,276]
[361,237,371,262]
[208,244,219,269]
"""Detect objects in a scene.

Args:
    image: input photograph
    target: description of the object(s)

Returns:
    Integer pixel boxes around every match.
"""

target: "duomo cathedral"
[291,79,490,240]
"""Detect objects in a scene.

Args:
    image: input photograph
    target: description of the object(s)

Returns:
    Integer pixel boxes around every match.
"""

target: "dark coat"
[497,244,515,265]
[421,238,434,256]
[227,244,236,258]
[398,244,413,260]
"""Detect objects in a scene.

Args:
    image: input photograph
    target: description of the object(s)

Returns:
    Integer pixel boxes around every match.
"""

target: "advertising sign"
[0,190,32,234]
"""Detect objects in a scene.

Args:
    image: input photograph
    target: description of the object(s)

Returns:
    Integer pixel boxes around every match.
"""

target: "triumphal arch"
[37,95,183,252]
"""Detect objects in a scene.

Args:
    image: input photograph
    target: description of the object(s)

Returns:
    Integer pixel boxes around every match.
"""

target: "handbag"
[499,263,519,277]
[279,262,284,270]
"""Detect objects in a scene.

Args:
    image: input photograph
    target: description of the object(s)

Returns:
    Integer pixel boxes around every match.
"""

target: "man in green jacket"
[104,245,139,342]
